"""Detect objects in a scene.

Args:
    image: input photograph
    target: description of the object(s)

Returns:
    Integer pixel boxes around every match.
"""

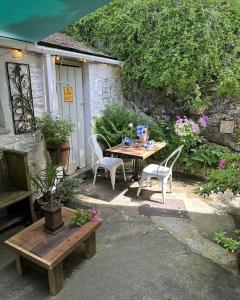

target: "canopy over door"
[0,0,110,42]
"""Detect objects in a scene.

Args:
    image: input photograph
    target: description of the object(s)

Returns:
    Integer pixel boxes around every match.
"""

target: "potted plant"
[37,113,75,166]
[31,162,64,234]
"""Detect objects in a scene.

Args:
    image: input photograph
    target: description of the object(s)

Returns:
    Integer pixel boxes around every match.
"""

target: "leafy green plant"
[56,177,82,202]
[37,113,75,144]
[198,152,240,195]
[31,162,60,206]
[71,208,100,226]
[94,103,146,145]
[213,231,240,253]
[66,0,240,105]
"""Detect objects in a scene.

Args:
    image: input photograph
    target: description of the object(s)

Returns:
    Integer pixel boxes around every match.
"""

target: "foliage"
[37,113,75,144]
[94,103,146,146]
[72,208,100,227]
[213,231,240,253]
[31,162,59,202]
[55,177,82,202]
[198,152,240,195]
[94,104,226,174]
[66,0,240,105]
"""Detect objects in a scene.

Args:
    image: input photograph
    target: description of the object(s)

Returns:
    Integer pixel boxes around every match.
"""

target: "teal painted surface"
[0,0,111,42]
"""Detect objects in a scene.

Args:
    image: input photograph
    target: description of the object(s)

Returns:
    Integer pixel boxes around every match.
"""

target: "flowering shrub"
[198,152,240,195]
[174,117,201,149]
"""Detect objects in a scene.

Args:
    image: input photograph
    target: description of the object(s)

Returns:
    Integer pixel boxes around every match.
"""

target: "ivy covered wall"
[66,0,240,150]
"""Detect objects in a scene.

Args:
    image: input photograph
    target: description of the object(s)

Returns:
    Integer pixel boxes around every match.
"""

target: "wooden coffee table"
[4,207,102,295]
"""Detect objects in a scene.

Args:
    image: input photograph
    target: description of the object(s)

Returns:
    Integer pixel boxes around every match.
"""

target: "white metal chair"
[88,134,126,190]
[137,145,184,203]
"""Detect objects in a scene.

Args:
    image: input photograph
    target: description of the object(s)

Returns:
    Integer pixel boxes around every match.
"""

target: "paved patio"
[0,173,240,299]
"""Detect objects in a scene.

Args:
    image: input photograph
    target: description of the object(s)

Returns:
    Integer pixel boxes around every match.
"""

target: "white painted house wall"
[83,62,123,167]
[0,48,47,164]
[0,44,122,170]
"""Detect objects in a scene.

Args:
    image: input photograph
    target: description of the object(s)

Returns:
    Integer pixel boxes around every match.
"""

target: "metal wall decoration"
[6,62,36,134]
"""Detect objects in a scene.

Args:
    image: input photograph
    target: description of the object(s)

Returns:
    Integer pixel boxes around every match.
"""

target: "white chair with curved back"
[88,134,126,190]
[137,145,184,203]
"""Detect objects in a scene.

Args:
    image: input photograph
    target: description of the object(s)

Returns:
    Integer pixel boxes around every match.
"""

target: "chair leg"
[146,176,151,187]
[110,168,116,190]
[93,167,98,187]
[169,175,173,193]
[137,175,145,197]
[161,178,168,203]
[122,162,127,181]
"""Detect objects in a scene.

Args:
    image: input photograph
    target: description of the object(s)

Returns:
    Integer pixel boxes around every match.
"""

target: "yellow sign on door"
[64,87,73,102]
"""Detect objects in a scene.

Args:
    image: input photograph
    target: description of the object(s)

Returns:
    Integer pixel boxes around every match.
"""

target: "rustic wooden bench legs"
[14,231,97,295]
[48,263,63,295]
[84,232,96,258]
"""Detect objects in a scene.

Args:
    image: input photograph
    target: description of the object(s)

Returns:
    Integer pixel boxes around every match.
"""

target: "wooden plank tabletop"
[4,207,102,270]
[105,141,166,159]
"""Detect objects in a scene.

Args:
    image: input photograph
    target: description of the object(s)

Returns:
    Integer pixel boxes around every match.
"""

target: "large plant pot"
[46,141,70,166]
[42,200,64,234]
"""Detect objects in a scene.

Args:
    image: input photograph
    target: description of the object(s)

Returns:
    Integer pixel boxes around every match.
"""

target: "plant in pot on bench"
[31,162,64,234]
[37,113,75,168]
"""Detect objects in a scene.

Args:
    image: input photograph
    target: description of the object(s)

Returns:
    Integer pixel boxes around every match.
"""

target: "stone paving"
[0,173,240,300]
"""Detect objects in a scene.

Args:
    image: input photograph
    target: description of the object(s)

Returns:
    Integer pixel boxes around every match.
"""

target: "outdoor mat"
[139,198,190,219]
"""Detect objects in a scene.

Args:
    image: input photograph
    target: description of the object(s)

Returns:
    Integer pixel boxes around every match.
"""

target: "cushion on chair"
[97,157,123,167]
[143,164,170,176]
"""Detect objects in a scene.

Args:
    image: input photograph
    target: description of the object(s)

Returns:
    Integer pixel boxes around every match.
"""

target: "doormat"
[139,198,190,219]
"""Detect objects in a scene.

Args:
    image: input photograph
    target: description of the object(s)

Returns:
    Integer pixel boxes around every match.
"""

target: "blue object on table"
[144,140,155,149]
[136,125,144,137]
[123,136,132,146]
[136,125,148,137]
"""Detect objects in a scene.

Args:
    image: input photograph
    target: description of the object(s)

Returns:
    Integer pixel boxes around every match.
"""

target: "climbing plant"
[66,0,240,107]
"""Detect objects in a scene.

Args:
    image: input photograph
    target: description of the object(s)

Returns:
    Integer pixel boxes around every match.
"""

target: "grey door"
[56,64,86,170]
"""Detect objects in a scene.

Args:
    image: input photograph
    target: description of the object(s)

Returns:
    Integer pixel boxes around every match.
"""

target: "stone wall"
[125,87,240,151]
[0,47,47,165]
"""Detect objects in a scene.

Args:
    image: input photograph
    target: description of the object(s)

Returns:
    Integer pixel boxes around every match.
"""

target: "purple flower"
[176,117,184,125]
[198,114,208,128]
[91,208,100,221]
[219,159,227,169]
[189,120,200,134]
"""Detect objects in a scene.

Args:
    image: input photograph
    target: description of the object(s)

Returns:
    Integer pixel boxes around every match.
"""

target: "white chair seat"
[88,134,126,190]
[137,145,183,203]
[143,164,170,177]
[97,157,123,167]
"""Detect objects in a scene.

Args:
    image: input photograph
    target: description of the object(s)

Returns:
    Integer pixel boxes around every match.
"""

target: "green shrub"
[66,0,240,105]
[56,178,82,202]
[94,103,147,145]
[198,152,240,195]
[213,231,240,253]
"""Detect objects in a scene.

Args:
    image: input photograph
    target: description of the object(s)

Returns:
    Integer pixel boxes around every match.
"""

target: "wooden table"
[4,207,102,295]
[105,141,166,180]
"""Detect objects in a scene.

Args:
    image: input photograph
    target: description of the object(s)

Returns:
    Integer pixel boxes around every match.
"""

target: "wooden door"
[56,65,86,170]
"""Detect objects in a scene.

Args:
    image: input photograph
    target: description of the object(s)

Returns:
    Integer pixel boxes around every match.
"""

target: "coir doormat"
[139,198,190,219]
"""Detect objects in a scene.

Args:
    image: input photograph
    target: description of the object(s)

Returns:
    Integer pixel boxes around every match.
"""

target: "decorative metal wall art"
[6,62,36,134]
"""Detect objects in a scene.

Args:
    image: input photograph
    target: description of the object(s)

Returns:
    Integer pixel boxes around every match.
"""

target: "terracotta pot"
[41,200,64,234]
[46,141,70,166]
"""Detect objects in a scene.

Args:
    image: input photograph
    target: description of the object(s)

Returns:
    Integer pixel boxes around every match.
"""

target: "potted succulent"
[31,162,64,234]
[37,113,75,166]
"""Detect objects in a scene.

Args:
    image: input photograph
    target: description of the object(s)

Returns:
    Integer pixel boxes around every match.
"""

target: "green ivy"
[66,0,240,104]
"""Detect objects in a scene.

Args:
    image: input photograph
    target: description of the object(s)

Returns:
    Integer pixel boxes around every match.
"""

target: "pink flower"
[91,208,100,221]
[219,159,227,169]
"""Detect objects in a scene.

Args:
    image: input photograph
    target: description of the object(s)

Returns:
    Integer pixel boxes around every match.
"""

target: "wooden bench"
[0,149,36,230]
[4,207,102,295]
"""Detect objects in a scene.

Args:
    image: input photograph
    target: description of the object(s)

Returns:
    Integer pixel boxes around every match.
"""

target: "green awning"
[0,0,110,43]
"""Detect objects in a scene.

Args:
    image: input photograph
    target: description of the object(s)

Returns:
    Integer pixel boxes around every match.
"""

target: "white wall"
[0,47,47,164]
[83,62,123,167]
